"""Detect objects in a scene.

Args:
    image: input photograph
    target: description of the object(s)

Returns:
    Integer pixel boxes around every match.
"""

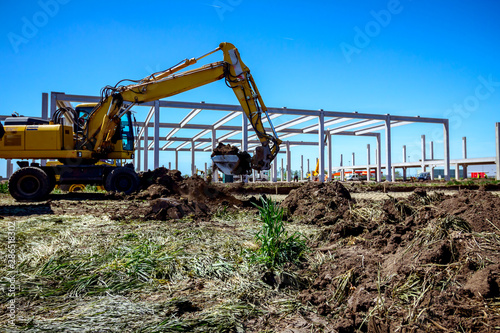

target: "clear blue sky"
[1,0,500,176]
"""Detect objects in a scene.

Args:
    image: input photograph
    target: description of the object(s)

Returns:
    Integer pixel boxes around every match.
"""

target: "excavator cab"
[75,103,135,153]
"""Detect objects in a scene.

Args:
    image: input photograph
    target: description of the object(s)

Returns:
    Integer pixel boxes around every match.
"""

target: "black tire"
[104,167,139,194]
[9,167,51,201]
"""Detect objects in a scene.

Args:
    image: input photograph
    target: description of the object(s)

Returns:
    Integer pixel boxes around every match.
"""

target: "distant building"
[431,164,496,179]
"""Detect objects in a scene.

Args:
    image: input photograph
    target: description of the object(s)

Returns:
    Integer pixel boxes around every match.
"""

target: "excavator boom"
[84,42,280,174]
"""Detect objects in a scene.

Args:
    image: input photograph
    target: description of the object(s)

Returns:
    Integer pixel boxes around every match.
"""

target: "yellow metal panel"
[0,126,25,151]
[25,125,62,150]
[62,125,74,150]
[0,150,93,159]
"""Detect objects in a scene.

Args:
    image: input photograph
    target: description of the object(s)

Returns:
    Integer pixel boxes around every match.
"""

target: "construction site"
[1,3,500,330]
[0,75,499,331]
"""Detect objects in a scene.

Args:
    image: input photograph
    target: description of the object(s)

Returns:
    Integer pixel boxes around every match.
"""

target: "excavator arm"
[82,42,281,174]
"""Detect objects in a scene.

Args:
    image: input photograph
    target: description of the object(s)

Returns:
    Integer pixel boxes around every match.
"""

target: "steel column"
[376,134,382,182]
[443,120,451,181]
[301,155,304,180]
[50,92,57,118]
[340,154,344,181]
[281,159,284,181]
[143,125,148,171]
[496,123,500,180]
[6,160,13,178]
[367,144,371,181]
[318,110,325,183]
[385,117,392,181]
[430,141,434,180]
[462,137,467,179]
[402,145,407,181]
[286,141,291,182]
[175,150,178,171]
[327,132,332,181]
[421,135,426,173]
[273,158,278,182]
[154,101,160,169]
[136,139,141,171]
[211,129,217,182]
[242,114,248,151]
[191,141,195,176]
[41,93,49,166]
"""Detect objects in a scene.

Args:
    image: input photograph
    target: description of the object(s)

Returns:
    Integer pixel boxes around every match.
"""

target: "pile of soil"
[281,181,352,225]
[211,143,252,175]
[296,188,500,332]
[112,167,242,221]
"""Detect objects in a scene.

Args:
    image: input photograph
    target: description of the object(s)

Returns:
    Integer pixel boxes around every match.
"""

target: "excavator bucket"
[211,155,241,175]
[211,143,253,175]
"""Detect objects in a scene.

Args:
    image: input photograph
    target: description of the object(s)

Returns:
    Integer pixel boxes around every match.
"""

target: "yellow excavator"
[0,42,281,200]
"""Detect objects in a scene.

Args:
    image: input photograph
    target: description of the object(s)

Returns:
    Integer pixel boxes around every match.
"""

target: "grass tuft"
[252,197,307,268]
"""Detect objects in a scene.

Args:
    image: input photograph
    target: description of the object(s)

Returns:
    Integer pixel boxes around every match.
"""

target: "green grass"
[0,181,8,194]
[252,197,307,268]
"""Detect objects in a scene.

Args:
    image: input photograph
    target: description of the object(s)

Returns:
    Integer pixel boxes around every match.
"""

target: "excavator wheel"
[9,167,51,201]
[105,167,139,194]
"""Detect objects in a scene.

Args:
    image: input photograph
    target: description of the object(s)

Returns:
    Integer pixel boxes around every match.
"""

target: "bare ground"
[0,177,499,332]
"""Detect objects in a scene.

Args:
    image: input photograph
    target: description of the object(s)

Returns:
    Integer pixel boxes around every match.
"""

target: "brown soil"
[281,181,352,225]
[291,186,500,332]
[111,167,244,221]
[2,176,499,332]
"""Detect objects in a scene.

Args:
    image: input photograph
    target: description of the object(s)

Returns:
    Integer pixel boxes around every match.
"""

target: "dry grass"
[0,196,324,332]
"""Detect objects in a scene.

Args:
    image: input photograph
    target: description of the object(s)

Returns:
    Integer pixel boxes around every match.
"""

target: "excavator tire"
[9,167,51,201]
[105,167,139,194]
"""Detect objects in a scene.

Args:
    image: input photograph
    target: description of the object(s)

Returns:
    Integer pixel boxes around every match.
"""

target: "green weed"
[0,181,8,194]
[252,197,307,268]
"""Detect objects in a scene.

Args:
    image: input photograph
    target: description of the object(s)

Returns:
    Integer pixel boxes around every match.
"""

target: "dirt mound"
[281,181,352,225]
[113,168,242,221]
[297,189,500,332]
[437,189,500,233]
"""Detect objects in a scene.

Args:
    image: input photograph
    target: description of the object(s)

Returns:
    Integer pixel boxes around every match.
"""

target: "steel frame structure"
[40,91,455,182]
